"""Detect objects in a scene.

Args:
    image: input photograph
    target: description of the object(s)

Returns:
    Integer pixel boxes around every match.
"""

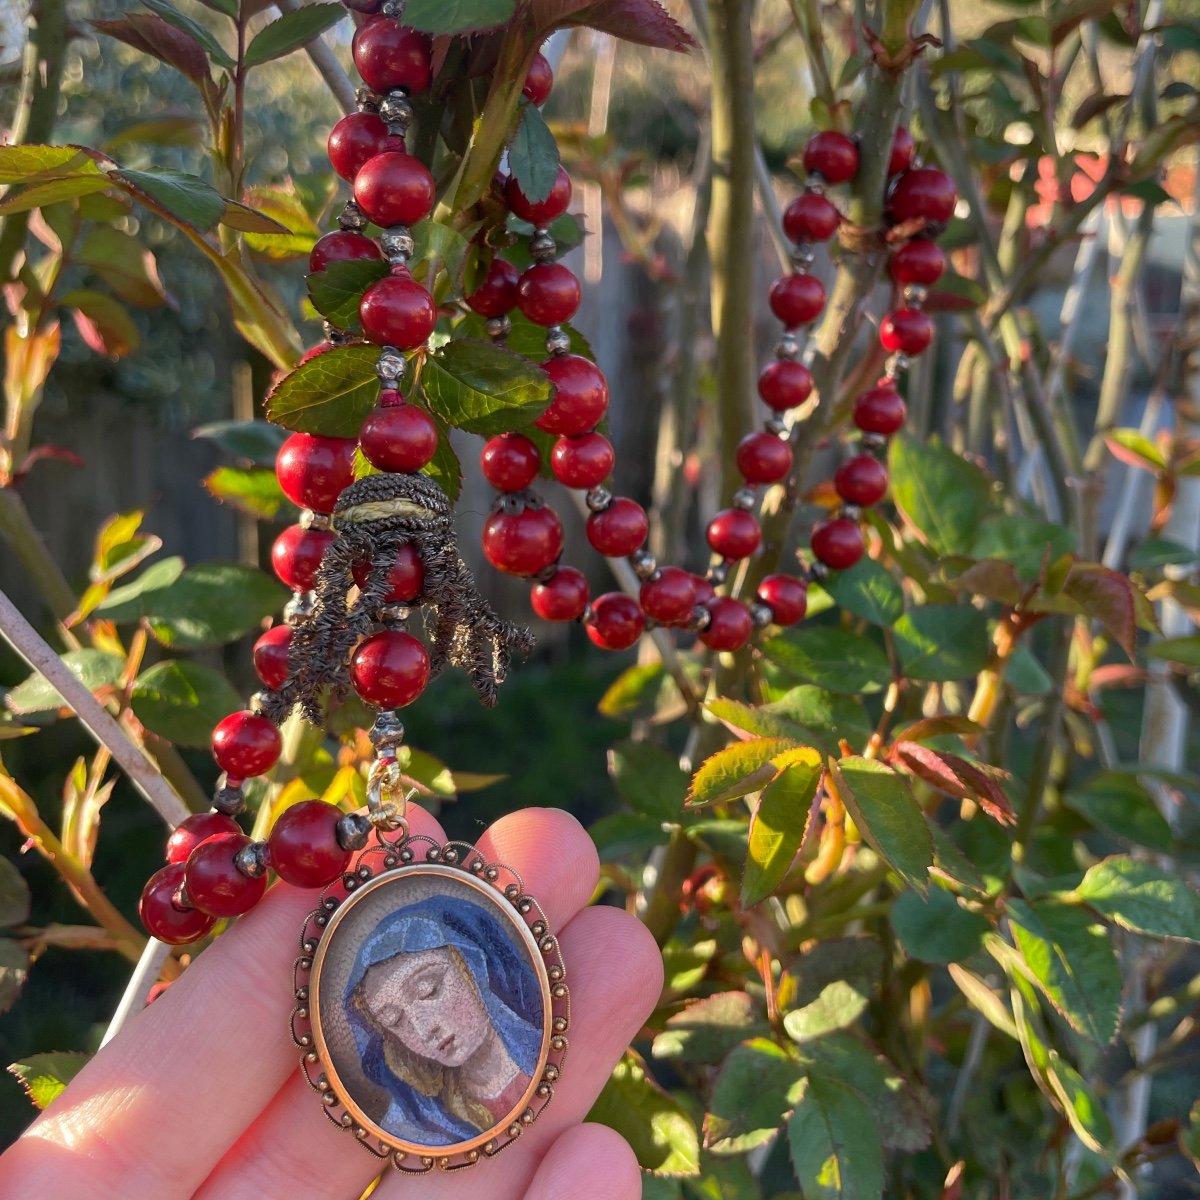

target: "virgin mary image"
[343,891,545,1146]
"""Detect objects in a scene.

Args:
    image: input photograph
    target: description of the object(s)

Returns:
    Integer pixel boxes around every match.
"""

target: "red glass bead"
[352,543,425,602]
[586,497,649,558]
[139,863,216,944]
[272,524,334,592]
[327,111,389,183]
[699,597,753,651]
[811,517,865,569]
[516,263,580,326]
[888,125,915,177]
[505,166,572,226]
[551,432,614,488]
[691,574,716,606]
[736,431,793,484]
[769,273,826,327]
[166,812,241,866]
[586,592,644,651]
[639,566,697,625]
[853,384,907,435]
[354,152,436,228]
[466,258,519,317]
[185,832,267,918]
[531,566,589,621]
[758,360,814,412]
[890,239,946,287]
[212,711,281,778]
[523,52,554,106]
[880,308,933,356]
[889,167,958,225]
[350,629,430,708]
[352,19,432,94]
[267,800,350,889]
[756,574,807,626]
[783,193,840,243]
[359,403,438,472]
[481,433,540,492]
[309,230,382,274]
[360,273,436,349]
[834,454,889,506]
[537,355,608,435]
[707,509,761,559]
[253,625,292,691]
[804,130,859,184]
[276,432,356,512]
[482,505,564,576]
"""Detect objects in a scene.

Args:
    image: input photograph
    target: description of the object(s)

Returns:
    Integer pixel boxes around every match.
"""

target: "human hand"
[0,805,662,1199]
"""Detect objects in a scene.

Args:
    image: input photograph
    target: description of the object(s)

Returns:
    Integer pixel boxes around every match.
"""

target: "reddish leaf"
[1063,563,1138,659]
[532,0,697,50]
[63,290,139,358]
[896,715,987,743]
[1089,664,1148,690]
[13,445,84,483]
[892,742,1016,826]
[951,559,1022,606]
[90,14,212,85]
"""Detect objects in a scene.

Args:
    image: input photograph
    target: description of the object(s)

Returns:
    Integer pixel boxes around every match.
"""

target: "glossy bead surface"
[505,166,572,226]
[699,597,753,651]
[352,543,425,602]
[736,431,793,484]
[880,308,933,355]
[783,193,840,242]
[139,864,216,944]
[811,517,865,569]
[531,566,589,621]
[268,800,350,888]
[890,240,946,286]
[586,592,644,650]
[327,111,389,183]
[769,273,826,327]
[466,258,519,317]
[275,432,357,512]
[537,355,608,435]
[253,625,292,691]
[353,151,436,228]
[272,524,335,592]
[523,52,554,105]
[853,384,907,435]
[516,263,580,326]
[707,509,761,560]
[551,432,614,488]
[166,812,241,866]
[586,497,648,558]
[309,230,382,274]
[758,360,814,411]
[481,433,540,492]
[185,832,267,918]
[352,19,432,94]
[350,630,430,708]
[804,130,859,183]
[359,403,439,472]
[757,574,807,625]
[691,575,717,607]
[360,273,436,349]
[482,505,564,576]
[212,711,282,778]
[639,567,697,625]
[888,125,915,176]
[889,167,958,225]
[834,455,889,506]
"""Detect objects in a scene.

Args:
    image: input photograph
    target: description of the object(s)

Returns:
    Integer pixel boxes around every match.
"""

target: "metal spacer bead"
[235,840,269,879]
[579,602,593,624]
[212,780,246,816]
[808,559,830,583]
[861,432,888,455]
[284,591,315,626]
[247,690,272,716]
[903,283,928,306]
[790,244,816,271]
[804,177,827,196]
[336,812,373,853]
[707,560,729,585]
[323,321,350,346]
[380,227,414,265]
[688,605,712,632]
[496,492,524,515]
[585,485,612,513]
[485,314,511,341]
[379,90,413,135]
[630,549,657,580]
[529,228,558,262]
[300,509,332,531]
[544,326,571,356]
[380,0,404,19]
[355,87,380,113]
[369,712,405,751]
[841,504,864,523]
[338,201,368,232]
[375,348,407,384]
[765,415,787,436]
[885,351,911,376]
[732,486,757,511]
[750,601,774,628]
[379,604,411,626]
[775,332,801,361]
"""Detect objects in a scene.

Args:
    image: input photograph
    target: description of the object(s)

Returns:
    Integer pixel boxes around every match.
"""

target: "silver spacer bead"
[380,0,404,19]
[841,504,864,523]
[732,487,757,511]
[579,602,594,625]
[212,779,246,816]
[544,326,571,356]
[485,315,511,341]
[379,90,414,135]
[776,332,801,361]
[369,712,405,751]
[336,812,373,853]
[284,591,315,625]
[688,605,712,631]
[235,840,270,879]
[496,492,524,515]
[379,604,412,626]
[885,351,911,376]
[750,601,774,628]
[530,228,558,262]
[380,227,414,265]
[247,690,272,716]
[338,201,368,231]
[765,416,787,436]
[808,559,830,583]
[707,560,729,585]
[585,485,612,513]
[300,509,332,531]
[903,284,929,306]
[323,321,350,346]
[355,87,380,113]
[861,432,888,455]
[790,244,816,271]
[630,549,657,580]
[376,348,407,384]
[805,177,827,196]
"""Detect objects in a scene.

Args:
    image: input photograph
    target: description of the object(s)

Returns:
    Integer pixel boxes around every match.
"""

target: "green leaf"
[608,740,688,823]
[1063,774,1173,853]
[783,981,868,1043]
[422,340,552,436]
[461,309,593,362]
[787,1074,883,1200]
[0,175,112,216]
[265,344,380,437]
[6,649,126,715]
[204,465,292,519]
[704,1038,804,1154]
[410,219,471,291]
[706,697,809,742]
[1146,636,1200,667]
[893,606,990,681]
[131,660,243,747]
[970,515,1077,581]
[1073,856,1200,940]
[192,419,288,465]
[652,992,770,1065]
[830,758,932,892]
[890,886,989,964]
[78,226,169,308]
[762,628,891,694]
[402,0,515,33]
[420,412,463,502]
[821,558,904,626]
[1046,1049,1113,1154]
[1007,645,1053,694]
[139,0,234,66]
[587,1051,700,1176]
[588,811,669,859]
[598,661,693,723]
[115,166,225,233]
[889,435,993,556]
[688,738,799,807]
[0,859,31,927]
[761,687,873,755]
[306,258,387,330]
[743,751,822,906]
[1129,537,1198,572]
[95,555,185,616]
[508,102,560,205]
[0,145,96,182]
[947,963,1019,1039]
[244,2,343,66]
[0,940,29,1015]
[7,1051,90,1109]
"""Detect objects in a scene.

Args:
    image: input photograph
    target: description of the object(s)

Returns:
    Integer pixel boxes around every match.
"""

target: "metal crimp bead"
[379,604,412,627]
[688,605,712,631]
[903,284,929,306]
[235,840,269,879]
[212,779,246,816]
[750,602,774,628]
[544,325,571,356]
[732,487,757,511]
[885,351,911,376]
[379,90,414,135]
[585,485,613,513]
[808,558,830,583]
[707,560,729,585]
[841,504,864,523]
[630,549,657,580]
[284,591,315,626]
[376,348,407,385]
[529,228,558,262]
[485,315,511,341]
[380,227,414,265]
[336,812,372,853]
[300,509,332,531]
[355,86,380,113]
[861,431,888,455]
[805,177,827,196]
[765,416,787,436]
[775,332,800,361]
[369,712,405,752]
[338,200,368,231]
[790,244,816,271]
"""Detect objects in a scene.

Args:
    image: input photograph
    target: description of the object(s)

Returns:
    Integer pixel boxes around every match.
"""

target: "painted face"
[362,946,490,1068]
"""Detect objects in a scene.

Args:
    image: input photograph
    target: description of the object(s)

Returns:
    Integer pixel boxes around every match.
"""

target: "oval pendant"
[291,835,569,1172]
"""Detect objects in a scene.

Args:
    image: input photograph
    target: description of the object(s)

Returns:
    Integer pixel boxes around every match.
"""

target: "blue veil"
[343,891,544,1146]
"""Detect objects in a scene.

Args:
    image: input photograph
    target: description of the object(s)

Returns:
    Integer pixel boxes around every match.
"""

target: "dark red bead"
[505,166,572,226]
[253,625,292,691]
[699,597,753,651]
[267,800,350,889]
[351,544,425,602]
[537,355,608,435]
[811,517,865,569]
[783,193,840,243]
[185,832,267,918]
[309,230,382,274]
[352,19,432,94]
[327,111,389,183]
[353,152,436,228]
[707,509,761,560]
[139,864,216,944]
[890,240,946,286]
[272,524,335,592]
[639,566,697,625]
[350,629,430,708]
[757,574,807,626]
[853,384,907,435]
[586,592,644,650]
[550,432,614,488]
[212,711,281,778]
[586,497,648,558]
[736,431,793,484]
[482,505,564,576]
[834,455,889,506]
[889,167,958,225]
[359,403,438,472]
[466,258,519,317]
[166,812,241,866]
[516,263,580,326]
[758,360,814,411]
[880,308,933,355]
[360,273,436,349]
[276,432,356,512]
[531,566,589,621]
[523,52,554,106]
[481,433,540,492]
[804,131,859,184]
[888,125,915,177]
[691,574,716,606]
[769,273,826,327]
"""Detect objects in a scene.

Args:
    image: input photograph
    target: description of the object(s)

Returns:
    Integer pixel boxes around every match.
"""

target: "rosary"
[135,11,954,1174]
